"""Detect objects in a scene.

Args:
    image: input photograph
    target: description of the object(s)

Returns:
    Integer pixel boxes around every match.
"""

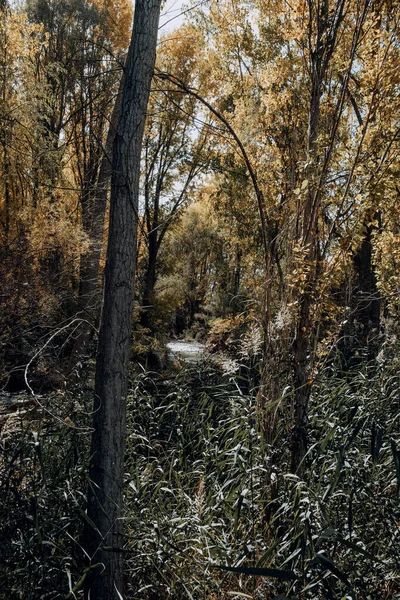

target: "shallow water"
[166,340,206,364]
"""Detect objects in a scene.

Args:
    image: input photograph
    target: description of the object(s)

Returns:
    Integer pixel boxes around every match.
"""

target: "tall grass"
[1,353,399,598]
[0,390,90,599]
[124,357,400,599]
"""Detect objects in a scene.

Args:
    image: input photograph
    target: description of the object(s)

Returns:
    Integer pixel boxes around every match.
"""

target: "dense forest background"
[1,0,400,598]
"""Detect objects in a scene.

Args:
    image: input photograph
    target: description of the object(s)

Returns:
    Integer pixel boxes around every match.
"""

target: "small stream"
[166,340,206,364]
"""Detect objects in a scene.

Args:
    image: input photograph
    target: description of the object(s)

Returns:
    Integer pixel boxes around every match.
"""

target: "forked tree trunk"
[84,1,161,598]
[290,0,368,474]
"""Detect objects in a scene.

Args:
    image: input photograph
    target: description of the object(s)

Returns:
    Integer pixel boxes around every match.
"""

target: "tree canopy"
[1,0,400,597]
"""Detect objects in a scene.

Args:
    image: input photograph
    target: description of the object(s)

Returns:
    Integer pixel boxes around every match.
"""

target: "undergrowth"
[124,358,400,599]
[0,389,90,599]
[1,353,399,598]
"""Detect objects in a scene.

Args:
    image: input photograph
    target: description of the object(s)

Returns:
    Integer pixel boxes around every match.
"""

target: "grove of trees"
[1,0,400,598]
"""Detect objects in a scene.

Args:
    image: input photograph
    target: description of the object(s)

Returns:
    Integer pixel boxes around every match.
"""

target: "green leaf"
[337,536,386,565]
[317,528,337,542]
[256,539,280,567]
[390,439,400,491]
[66,563,104,598]
[234,493,244,537]
[314,553,353,592]
[211,563,297,581]
[322,447,344,502]
[320,426,336,451]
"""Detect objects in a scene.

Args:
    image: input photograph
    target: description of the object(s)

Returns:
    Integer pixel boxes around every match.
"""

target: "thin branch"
[155,70,271,268]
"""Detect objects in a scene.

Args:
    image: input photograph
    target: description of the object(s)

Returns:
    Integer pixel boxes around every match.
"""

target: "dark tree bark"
[140,213,158,329]
[84,1,161,598]
[291,0,347,474]
[68,78,124,368]
[353,222,380,338]
[339,218,381,366]
[290,3,325,475]
[290,0,369,474]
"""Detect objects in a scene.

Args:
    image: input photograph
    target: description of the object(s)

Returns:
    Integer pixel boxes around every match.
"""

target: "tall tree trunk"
[84,1,161,598]
[290,1,325,475]
[291,294,314,474]
[68,78,124,369]
[0,1,10,242]
[290,0,367,473]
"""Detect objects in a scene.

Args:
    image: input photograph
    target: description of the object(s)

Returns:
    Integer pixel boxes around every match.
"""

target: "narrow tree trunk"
[291,296,313,474]
[233,244,242,298]
[1,132,10,241]
[290,10,323,475]
[339,218,381,366]
[68,78,124,368]
[84,1,161,598]
[352,220,380,344]
[140,227,158,329]
[0,2,10,242]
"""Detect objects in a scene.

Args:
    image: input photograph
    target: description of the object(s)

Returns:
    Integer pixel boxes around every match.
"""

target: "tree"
[154,195,222,332]
[66,0,133,362]
[26,0,133,365]
[139,26,211,330]
[84,0,162,597]
[185,0,400,474]
[67,74,125,367]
